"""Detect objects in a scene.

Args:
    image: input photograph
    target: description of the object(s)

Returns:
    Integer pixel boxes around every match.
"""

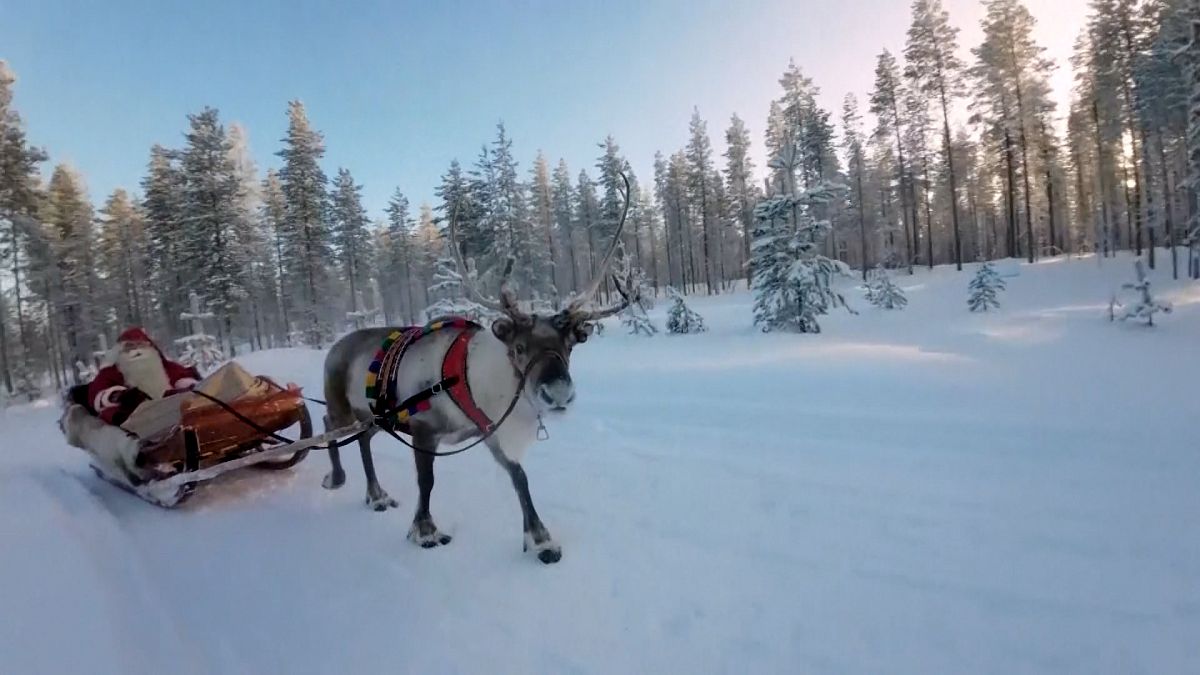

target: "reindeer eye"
[514,343,527,356]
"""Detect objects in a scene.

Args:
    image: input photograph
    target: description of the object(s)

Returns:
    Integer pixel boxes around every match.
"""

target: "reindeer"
[319,177,634,564]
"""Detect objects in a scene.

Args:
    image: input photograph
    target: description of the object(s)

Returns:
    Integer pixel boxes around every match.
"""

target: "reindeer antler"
[565,171,636,320]
[446,203,528,321]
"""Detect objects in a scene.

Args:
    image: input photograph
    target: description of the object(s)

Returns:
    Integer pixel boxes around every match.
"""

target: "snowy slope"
[2,252,1198,675]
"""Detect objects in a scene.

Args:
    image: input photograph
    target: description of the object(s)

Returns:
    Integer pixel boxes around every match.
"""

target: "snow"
[2,251,1199,674]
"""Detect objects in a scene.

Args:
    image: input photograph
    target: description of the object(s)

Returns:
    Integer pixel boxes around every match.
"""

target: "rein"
[190,342,547,459]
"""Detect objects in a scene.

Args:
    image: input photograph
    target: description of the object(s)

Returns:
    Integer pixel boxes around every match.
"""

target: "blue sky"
[1,0,1087,217]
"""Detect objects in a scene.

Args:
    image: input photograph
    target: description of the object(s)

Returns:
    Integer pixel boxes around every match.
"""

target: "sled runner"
[58,362,325,508]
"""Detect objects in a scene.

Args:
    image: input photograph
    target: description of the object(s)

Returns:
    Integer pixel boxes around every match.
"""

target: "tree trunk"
[1158,132,1178,279]
[855,151,869,279]
[938,86,963,270]
[890,99,916,275]
[0,290,12,394]
[1091,100,1113,257]
[1004,126,1019,259]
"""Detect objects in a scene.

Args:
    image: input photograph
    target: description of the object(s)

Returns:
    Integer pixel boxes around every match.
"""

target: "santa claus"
[88,327,201,426]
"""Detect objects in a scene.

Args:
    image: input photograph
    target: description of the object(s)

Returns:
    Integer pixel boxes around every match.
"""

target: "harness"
[366,318,496,436]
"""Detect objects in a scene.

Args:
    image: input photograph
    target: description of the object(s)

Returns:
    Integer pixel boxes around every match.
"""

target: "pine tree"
[39,165,98,382]
[179,107,247,353]
[685,111,720,294]
[724,114,759,284]
[551,159,578,294]
[95,189,149,329]
[260,169,291,342]
[867,265,908,309]
[617,255,657,336]
[330,167,373,322]
[381,188,417,324]
[0,60,47,392]
[529,151,559,302]
[870,50,917,274]
[971,0,1058,265]
[842,94,870,279]
[424,242,495,323]
[665,286,707,334]
[967,261,1006,311]
[752,143,853,334]
[1111,258,1173,324]
[906,0,967,270]
[276,100,333,347]
[141,144,188,338]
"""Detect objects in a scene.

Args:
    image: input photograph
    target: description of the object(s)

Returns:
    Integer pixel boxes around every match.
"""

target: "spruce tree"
[752,143,853,334]
[179,107,247,353]
[967,261,1005,312]
[867,266,908,309]
[1112,258,1172,325]
[96,189,149,329]
[665,286,707,334]
[551,159,579,293]
[381,188,416,324]
[276,100,333,347]
[724,114,759,284]
[141,144,188,337]
[330,167,373,322]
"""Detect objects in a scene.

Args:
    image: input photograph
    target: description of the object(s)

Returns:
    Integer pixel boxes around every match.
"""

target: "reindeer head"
[448,173,636,413]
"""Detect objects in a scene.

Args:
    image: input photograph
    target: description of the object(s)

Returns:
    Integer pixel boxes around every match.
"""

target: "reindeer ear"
[492,317,516,343]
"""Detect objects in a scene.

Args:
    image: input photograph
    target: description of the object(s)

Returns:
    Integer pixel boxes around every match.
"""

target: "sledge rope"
[185,354,540,459]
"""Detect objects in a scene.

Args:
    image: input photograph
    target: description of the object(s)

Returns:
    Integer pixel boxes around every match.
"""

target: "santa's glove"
[118,387,150,407]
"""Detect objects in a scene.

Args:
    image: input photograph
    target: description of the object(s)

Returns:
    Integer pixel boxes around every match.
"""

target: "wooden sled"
[59,366,319,508]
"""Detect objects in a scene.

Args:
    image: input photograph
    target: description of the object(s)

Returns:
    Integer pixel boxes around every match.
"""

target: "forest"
[1,0,1198,399]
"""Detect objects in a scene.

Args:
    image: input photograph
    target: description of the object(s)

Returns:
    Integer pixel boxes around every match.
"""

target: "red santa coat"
[87,328,201,425]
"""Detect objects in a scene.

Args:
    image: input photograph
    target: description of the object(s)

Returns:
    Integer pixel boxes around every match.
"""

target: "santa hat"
[117,327,154,345]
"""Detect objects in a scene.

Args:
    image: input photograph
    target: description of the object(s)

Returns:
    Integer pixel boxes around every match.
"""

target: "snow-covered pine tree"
[95,189,149,329]
[665,286,707,334]
[423,242,496,323]
[529,152,559,302]
[1113,259,1173,326]
[330,168,374,326]
[967,261,1005,312]
[141,144,188,337]
[379,188,418,324]
[724,114,760,284]
[551,159,579,293]
[276,100,334,347]
[617,251,657,336]
[751,141,853,334]
[180,107,248,354]
[176,292,225,375]
[867,265,907,309]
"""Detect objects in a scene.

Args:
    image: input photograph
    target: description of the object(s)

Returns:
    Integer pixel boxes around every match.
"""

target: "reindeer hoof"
[524,532,562,564]
[366,494,399,511]
[408,523,452,548]
[322,470,345,490]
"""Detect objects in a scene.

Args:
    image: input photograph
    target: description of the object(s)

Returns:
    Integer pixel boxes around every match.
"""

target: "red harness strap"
[442,327,497,434]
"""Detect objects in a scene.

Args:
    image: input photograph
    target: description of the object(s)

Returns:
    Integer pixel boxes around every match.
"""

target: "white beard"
[117,349,171,400]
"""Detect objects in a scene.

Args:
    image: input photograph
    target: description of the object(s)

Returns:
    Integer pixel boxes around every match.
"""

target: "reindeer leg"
[407,426,452,548]
[359,428,398,511]
[321,415,346,489]
[487,441,561,564]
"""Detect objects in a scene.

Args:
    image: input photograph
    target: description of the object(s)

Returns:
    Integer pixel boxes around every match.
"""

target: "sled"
[58,363,333,508]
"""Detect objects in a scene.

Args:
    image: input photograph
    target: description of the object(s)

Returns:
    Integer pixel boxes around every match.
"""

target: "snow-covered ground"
[2,252,1198,675]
